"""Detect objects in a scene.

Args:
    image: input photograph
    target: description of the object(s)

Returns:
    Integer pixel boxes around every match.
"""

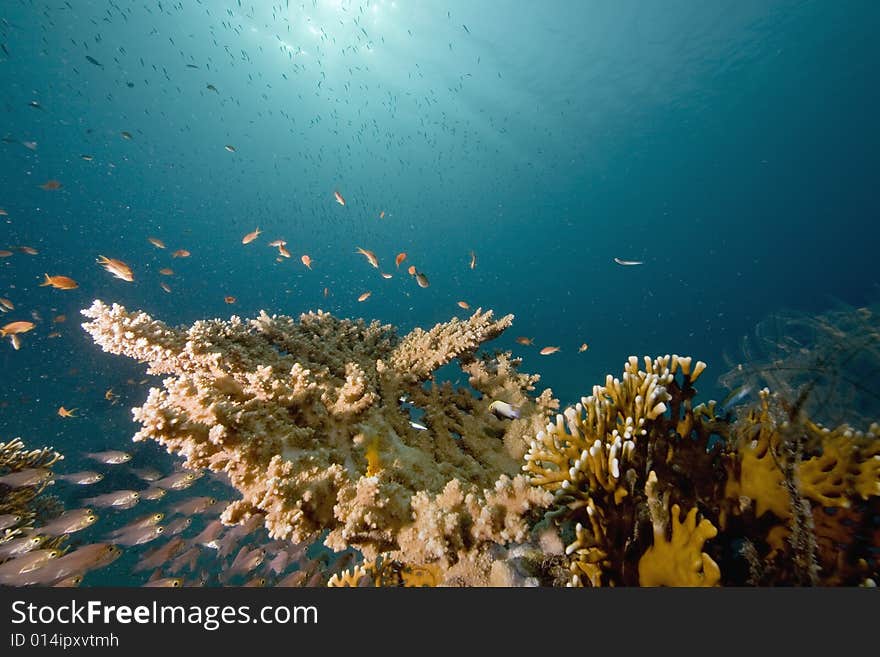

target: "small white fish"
[0,513,22,531]
[86,450,132,465]
[409,421,428,431]
[40,509,98,536]
[488,400,521,420]
[56,471,104,485]
[0,468,52,488]
[614,257,644,266]
[155,471,202,490]
[84,490,140,509]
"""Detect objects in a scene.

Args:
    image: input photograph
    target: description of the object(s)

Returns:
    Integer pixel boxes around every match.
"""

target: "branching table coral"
[81,300,557,580]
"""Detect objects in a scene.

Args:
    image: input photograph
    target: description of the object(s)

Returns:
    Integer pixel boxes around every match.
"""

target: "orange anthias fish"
[57,406,77,418]
[333,190,346,206]
[539,346,561,356]
[356,247,379,268]
[457,301,470,310]
[18,246,38,255]
[96,256,134,282]
[395,252,407,268]
[39,274,78,290]
[268,239,286,248]
[242,228,261,245]
[579,343,589,352]
[407,265,416,276]
[224,296,236,304]
[148,237,166,249]
[1,321,36,336]
[171,249,190,258]
[159,268,174,276]
[0,251,13,258]
[515,337,534,346]
[277,243,291,258]
[301,255,312,269]
[0,298,15,311]
[357,291,371,302]
[40,179,62,191]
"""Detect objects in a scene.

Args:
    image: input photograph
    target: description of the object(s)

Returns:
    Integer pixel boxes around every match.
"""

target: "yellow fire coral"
[638,472,720,586]
[81,301,556,581]
[525,355,879,586]
[328,555,442,587]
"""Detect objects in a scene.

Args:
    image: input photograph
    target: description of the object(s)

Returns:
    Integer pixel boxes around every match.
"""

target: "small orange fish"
[104,388,118,402]
[0,251,13,258]
[159,268,174,276]
[242,228,261,245]
[395,252,407,268]
[407,265,416,276]
[515,337,534,346]
[97,255,134,282]
[268,239,286,247]
[539,346,560,356]
[160,282,171,293]
[1,321,36,336]
[415,272,429,288]
[40,179,62,191]
[301,255,312,269]
[0,298,14,311]
[148,237,166,249]
[357,291,371,302]
[457,301,470,310]
[379,210,385,219]
[469,250,476,269]
[278,244,291,258]
[57,406,77,418]
[18,246,38,255]
[171,249,190,258]
[224,296,236,304]
[356,247,379,268]
[39,274,78,290]
[579,343,589,352]
[46,332,61,339]
[53,314,66,323]
[333,190,346,206]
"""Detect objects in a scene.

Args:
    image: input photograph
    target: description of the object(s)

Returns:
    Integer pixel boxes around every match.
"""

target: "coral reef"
[0,437,65,549]
[524,355,880,586]
[81,301,557,582]
[80,297,879,586]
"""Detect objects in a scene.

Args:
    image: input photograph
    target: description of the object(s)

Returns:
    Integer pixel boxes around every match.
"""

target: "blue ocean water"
[1,0,878,585]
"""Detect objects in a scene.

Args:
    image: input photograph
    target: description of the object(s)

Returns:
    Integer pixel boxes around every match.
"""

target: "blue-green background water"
[1,0,878,584]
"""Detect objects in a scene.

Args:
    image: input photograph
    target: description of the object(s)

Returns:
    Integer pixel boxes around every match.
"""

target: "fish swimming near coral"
[488,400,520,420]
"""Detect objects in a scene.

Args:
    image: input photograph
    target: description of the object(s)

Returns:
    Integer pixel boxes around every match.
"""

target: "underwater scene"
[1,0,879,587]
